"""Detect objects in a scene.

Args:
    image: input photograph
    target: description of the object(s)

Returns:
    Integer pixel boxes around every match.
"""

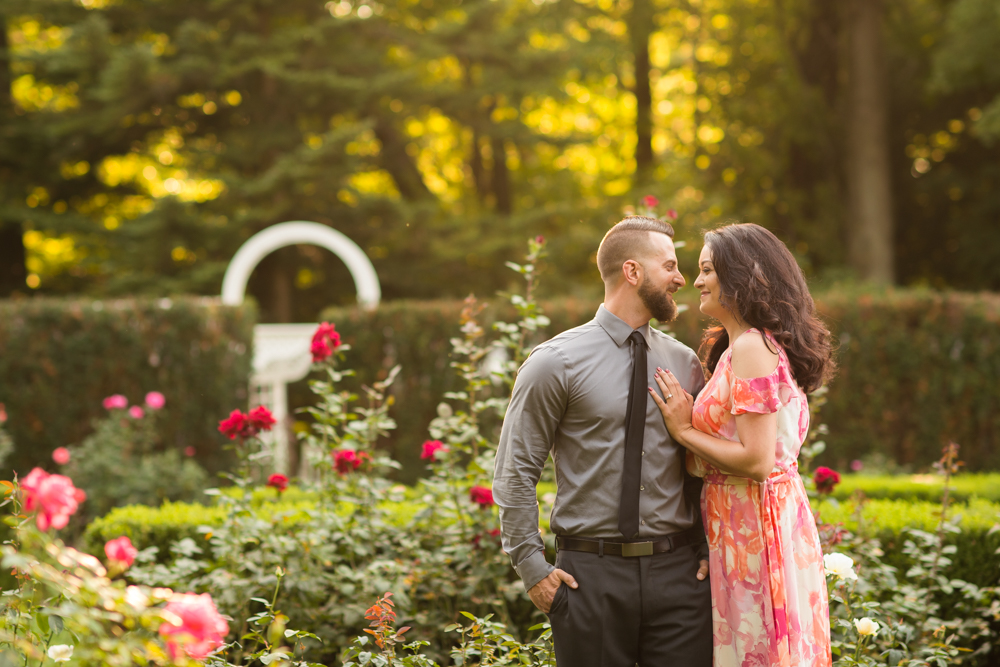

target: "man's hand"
[528,568,578,613]
[697,559,709,581]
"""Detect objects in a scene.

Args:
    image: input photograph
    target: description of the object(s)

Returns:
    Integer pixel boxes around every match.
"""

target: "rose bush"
[59,393,209,524]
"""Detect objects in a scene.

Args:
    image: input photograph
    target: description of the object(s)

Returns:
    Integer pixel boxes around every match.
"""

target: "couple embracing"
[494,216,835,667]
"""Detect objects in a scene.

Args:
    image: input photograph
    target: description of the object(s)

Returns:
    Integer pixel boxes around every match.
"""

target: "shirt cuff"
[516,550,555,592]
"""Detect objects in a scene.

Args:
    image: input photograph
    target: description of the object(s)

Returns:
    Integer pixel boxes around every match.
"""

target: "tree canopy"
[4,0,1000,320]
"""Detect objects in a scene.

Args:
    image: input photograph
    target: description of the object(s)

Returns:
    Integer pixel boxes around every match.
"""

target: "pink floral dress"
[688,329,831,667]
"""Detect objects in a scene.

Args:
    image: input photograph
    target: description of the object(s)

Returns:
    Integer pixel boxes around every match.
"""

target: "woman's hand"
[649,368,694,444]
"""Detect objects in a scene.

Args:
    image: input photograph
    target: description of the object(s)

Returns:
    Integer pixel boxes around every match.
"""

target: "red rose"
[248,405,276,432]
[311,322,342,363]
[218,410,251,440]
[218,406,275,440]
[643,195,659,208]
[666,208,678,220]
[333,449,369,475]
[472,528,502,548]
[469,485,494,508]
[105,536,138,568]
[267,473,289,493]
[52,447,71,465]
[420,440,447,460]
[535,235,545,244]
[813,466,841,495]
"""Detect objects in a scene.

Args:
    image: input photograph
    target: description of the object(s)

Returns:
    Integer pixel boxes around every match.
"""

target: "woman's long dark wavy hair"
[700,223,835,393]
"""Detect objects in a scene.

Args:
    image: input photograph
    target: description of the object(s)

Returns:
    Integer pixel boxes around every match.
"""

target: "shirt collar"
[596,304,651,348]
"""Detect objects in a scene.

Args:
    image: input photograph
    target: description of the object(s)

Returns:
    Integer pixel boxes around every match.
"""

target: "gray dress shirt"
[493,305,707,591]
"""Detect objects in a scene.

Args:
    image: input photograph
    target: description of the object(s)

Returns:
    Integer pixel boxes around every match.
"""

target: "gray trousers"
[547,542,713,667]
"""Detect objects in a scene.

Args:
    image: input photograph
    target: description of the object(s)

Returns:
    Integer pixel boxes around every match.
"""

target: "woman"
[649,223,834,667]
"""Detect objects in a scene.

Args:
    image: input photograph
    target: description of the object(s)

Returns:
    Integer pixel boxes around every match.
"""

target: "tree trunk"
[628,0,654,179]
[490,136,512,214]
[470,129,487,200]
[372,116,435,202]
[846,0,895,284]
[0,14,26,297]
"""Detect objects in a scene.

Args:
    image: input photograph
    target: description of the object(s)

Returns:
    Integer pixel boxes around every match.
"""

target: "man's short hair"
[596,216,676,284]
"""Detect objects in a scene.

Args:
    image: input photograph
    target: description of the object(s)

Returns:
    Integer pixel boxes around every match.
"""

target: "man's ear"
[622,259,642,287]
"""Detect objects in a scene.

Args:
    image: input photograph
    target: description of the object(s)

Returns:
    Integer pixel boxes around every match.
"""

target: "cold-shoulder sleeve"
[730,372,782,415]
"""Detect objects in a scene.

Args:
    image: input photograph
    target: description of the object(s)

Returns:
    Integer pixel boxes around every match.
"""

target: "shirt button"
[641,451,645,456]
[640,485,645,491]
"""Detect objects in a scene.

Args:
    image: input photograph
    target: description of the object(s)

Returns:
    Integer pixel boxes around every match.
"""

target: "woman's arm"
[650,334,779,483]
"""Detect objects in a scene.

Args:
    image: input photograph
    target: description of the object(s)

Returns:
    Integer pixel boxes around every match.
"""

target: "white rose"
[823,553,858,580]
[47,645,74,662]
[854,617,880,637]
[125,585,149,610]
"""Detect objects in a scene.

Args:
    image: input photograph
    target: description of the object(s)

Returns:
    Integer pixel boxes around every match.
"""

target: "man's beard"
[638,277,678,323]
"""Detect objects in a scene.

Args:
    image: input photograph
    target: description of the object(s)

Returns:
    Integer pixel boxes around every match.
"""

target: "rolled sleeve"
[493,345,567,591]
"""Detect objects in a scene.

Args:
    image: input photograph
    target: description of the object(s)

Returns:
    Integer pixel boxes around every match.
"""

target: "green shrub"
[831,473,1000,503]
[64,405,210,524]
[88,484,1000,592]
[318,287,1000,475]
[815,497,1000,589]
[0,296,255,473]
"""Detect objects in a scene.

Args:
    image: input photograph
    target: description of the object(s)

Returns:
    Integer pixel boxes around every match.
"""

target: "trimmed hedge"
[0,296,255,473]
[815,497,1000,589]
[831,473,1000,503]
[318,288,1000,476]
[87,491,1000,589]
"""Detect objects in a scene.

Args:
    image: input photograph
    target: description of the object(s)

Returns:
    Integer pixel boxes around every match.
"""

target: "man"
[493,216,712,666]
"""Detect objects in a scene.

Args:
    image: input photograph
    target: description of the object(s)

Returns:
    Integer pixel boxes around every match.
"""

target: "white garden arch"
[221,221,380,308]
[221,221,381,476]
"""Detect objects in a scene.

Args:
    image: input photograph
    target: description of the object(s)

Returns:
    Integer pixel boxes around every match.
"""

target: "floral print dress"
[688,328,831,667]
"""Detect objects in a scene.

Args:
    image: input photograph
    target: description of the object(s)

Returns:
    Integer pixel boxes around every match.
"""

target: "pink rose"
[850,459,864,472]
[266,473,289,493]
[420,440,447,460]
[248,406,276,433]
[469,485,494,508]
[52,447,71,465]
[105,536,138,568]
[0,403,7,423]
[311,322,342,363]
[20,468,86,531]
[643,195,659,208]
[535,235,545,245]
[158,593,229,660]
[666,208,678,221]
[145,392,166,410]
[102,394,128,410]
[129,406,145,419]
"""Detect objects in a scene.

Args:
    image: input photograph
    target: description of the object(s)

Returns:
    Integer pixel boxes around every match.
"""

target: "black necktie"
[618,330,646,539]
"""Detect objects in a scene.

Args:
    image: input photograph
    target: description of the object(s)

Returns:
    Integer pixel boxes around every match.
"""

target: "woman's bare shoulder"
[731,330,780,379]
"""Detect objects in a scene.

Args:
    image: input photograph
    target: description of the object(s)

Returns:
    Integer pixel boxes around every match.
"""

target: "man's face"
[636,233,686,323]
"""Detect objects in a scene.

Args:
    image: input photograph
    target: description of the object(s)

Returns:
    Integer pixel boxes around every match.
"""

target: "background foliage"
[5,0,1000,318]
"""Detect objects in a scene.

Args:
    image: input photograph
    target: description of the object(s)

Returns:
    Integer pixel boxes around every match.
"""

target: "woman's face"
[693,244,724,319]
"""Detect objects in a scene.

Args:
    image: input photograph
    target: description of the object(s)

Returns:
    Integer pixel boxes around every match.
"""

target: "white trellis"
[220,221,380,476]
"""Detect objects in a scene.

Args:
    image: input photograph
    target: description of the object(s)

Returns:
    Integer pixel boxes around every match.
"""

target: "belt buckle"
[621,541,653,557]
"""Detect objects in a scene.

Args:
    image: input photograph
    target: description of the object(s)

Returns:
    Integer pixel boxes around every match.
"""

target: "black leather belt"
[556,526,704,558]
